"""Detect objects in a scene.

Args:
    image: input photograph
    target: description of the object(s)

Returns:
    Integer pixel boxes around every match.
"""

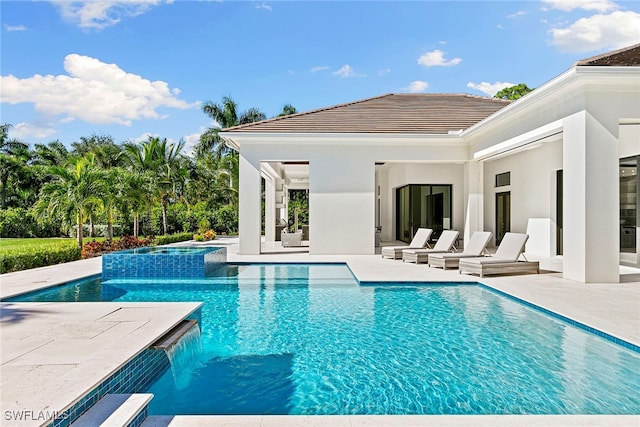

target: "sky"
[1,0,640,154]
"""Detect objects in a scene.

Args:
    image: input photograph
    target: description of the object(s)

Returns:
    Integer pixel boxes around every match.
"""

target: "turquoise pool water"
[8,264,640,415]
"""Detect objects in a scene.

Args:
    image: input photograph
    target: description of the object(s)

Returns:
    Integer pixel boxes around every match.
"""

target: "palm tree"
[0,124,31,208]
[122,137,162,236]
[196,96,266,159]
[122,137,187,235]
[34,154,105,247]
[156,138,187,235]
[118,170,153,238]
[32,140,69,167]
[278,104,298,116]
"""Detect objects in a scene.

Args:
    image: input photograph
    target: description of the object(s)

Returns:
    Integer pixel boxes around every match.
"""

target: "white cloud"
[507,11,528,18]
[11,122,57,140]
[183,129,205,156]
[550,11,640,52]
[310,65,330,73]
[131,132,159,143]
[418,50,462,67]
[0,53,199,126]
[255,1,272,11]
[404,81,429,93]
[51,0,166,30]
[333,64,355,77]
[378,68,391,76]
[4,24,27,32]
[467,81,515,97]
[541,0,618,12]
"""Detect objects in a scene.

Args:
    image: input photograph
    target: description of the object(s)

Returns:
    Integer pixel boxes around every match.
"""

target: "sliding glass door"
[395,184,452,243]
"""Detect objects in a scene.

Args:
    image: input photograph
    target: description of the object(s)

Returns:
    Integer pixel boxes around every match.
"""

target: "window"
[495,172,510,187]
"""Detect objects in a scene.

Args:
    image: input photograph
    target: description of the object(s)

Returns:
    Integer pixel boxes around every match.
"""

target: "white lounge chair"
[402,230,459,263]
[381,228,432,259]
[428,231,493,269]
[458,232,539,277]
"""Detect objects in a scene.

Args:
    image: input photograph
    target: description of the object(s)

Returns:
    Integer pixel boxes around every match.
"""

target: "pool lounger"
[457,232,539,278]
[381,228,432,259]
[402,230,459,263]
[428,231,492,269]
[458,257,540,277]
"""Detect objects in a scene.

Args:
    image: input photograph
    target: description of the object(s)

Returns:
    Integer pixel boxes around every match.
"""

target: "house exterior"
[220,43,640,284]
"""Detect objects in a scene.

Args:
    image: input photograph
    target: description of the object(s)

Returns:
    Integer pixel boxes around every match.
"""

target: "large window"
[395,184,452,243]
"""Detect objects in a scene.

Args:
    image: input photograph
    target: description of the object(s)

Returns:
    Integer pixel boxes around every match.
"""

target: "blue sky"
[2,0,639,153]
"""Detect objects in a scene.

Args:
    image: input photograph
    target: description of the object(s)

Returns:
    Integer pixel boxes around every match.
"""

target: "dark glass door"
[396,184,452,243]
[496,191,511,245]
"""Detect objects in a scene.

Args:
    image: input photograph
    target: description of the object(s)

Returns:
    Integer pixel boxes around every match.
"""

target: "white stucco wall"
[378,163,465,241]
[619,123,640,158]
[482,138,563,252]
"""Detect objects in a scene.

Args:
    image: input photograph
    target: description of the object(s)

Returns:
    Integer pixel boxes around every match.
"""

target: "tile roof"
[574,43,640,66]
[223,93,511,134]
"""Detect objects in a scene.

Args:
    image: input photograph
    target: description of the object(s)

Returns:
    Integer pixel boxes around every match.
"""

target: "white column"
[238,154,261,255]
[309,155,375,254]
[264,173,276,242]
[463,160,484,247]
[562,111,619,283]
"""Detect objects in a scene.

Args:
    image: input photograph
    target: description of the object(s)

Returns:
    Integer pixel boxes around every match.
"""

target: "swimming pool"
[8,263,640,415]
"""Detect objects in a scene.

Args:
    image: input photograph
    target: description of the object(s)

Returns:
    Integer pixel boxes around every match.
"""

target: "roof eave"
[462,65,640,137]
[220,131,467,150]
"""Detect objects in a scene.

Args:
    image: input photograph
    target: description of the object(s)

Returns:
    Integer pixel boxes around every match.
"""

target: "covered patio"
[221,44,640,284]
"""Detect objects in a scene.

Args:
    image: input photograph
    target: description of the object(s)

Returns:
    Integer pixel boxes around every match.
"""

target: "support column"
[238,154,261,255]
[264,174,276,242]
[463,160,484,247]
[562,111,619,283]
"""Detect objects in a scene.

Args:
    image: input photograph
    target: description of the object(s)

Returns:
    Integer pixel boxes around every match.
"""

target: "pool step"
[151,319,198,350]
[70,393,153,427]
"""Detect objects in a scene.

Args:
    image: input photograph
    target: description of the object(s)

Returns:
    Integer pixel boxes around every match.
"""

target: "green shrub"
[212,205,238,234]
[81,235,153,258]
[0,208,64,238]
[154,232,194,245]
[0,242,81,273]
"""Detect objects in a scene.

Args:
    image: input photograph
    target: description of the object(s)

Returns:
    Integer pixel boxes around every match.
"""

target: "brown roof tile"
[574,43,640,66]
[223,93,511,134]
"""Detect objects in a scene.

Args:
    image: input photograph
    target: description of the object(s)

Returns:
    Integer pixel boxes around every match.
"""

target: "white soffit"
[473,119,564,161]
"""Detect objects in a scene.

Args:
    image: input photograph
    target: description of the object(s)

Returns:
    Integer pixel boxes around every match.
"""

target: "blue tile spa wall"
[102,246,227,280]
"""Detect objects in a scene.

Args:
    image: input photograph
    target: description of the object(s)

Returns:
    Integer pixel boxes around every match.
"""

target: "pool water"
[8,264,640,415]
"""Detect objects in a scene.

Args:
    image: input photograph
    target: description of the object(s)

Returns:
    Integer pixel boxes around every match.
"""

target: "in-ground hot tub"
[102,246,227,280]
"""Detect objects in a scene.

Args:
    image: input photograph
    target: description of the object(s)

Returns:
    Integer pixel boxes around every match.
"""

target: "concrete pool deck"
[1,236,639,426]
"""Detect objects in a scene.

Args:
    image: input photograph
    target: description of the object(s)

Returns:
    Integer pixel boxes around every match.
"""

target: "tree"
[122,138,163,236]
[34,154,105,247]
[156,138,187,235]
[32,140,69,167]
[494,83,534,100]
[278,104,297,117]
[0,123,32,209]
[122,137,187,235]
[196,96,266,159]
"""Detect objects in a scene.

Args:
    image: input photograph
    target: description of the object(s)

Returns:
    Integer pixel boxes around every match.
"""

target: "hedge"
[154,232,194,245]
[0,242,81,274]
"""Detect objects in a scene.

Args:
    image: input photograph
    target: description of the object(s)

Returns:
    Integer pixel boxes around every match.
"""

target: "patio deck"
[1,236,638,426]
